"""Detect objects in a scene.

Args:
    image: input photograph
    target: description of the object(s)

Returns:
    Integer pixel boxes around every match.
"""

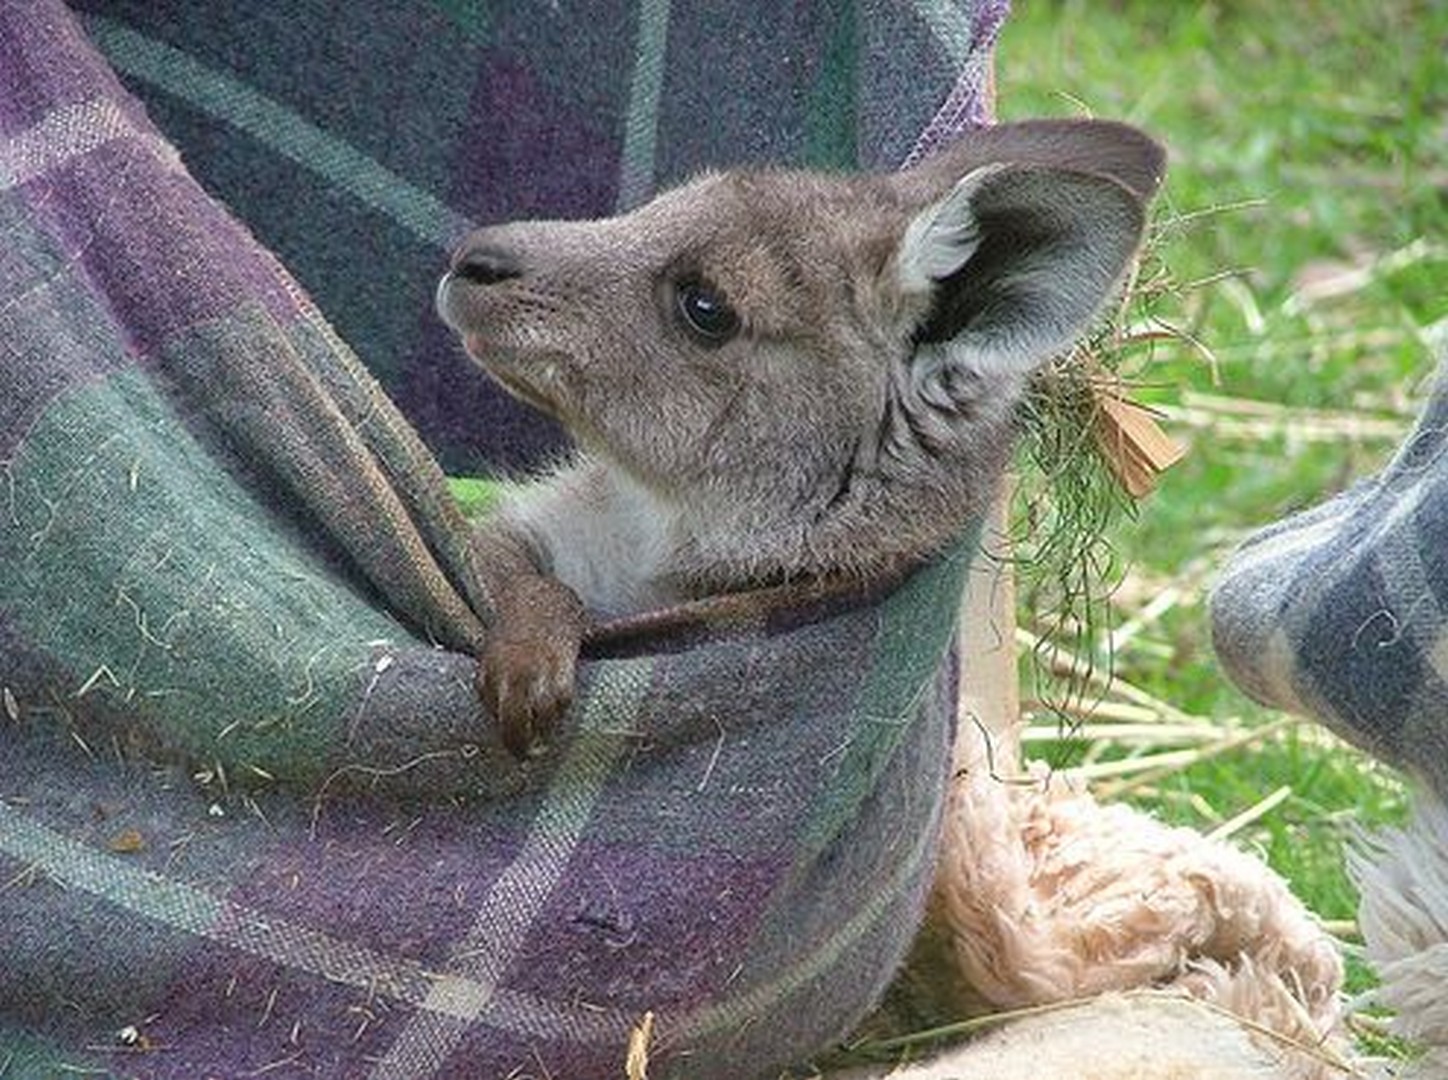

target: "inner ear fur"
[884,118,1164,379]
[909,165,1147,372]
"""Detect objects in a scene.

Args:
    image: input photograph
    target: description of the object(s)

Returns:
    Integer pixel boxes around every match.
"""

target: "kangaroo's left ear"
[891,120,1164,383]
[896,162,1149,380]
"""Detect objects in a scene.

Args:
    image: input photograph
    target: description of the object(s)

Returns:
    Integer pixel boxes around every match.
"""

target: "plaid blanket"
[69,0,1003,476]
[1211,357,1448,1074]
[1212,352,1448,799]
[0,2,1006,1077]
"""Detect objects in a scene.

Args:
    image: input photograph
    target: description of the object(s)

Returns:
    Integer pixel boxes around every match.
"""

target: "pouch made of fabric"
[1,3,1006,1076]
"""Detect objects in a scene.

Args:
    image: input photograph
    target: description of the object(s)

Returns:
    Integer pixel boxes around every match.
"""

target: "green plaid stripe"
[615,0,671,210]
[0,1025,113,1080]
[0,364,403,775]
[681,760,944,1041]
[85,15,469,247]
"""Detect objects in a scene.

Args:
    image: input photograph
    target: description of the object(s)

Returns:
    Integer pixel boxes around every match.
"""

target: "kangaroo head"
[437,119,1164,589]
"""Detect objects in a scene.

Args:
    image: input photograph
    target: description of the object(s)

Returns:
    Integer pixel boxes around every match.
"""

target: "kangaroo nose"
[451,243,524,285]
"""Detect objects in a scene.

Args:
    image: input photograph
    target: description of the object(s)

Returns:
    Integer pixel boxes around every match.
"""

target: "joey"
[436,119,1165,757]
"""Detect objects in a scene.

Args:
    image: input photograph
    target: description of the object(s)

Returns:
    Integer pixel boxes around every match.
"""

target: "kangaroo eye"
[675,278,740,344]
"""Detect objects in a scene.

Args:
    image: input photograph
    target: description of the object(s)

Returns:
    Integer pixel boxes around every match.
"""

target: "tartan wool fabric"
[0,2,1009,1078]
[1211,352,1448,799]
[67,0,1006,477]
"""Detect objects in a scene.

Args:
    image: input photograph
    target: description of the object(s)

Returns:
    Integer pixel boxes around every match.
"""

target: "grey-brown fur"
[437,119,1164,754]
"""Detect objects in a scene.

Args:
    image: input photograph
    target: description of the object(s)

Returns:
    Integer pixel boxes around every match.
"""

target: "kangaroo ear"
[905,119,1166,203]
[896,161,1150,380]
[891,120,1163,386]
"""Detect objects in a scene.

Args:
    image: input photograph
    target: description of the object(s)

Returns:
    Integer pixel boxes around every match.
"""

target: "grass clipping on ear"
[1012,210,1203,724]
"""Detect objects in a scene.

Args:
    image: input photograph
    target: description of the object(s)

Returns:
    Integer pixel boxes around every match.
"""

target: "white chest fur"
[501,462,681,618]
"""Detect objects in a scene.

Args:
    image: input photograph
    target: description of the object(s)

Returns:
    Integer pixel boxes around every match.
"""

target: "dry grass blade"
[1064,746,1227,781]
[1206,784,1293,841]
[851,997,1088,1054]
[847,991,1364,1076]
[1021,721,1238,745]
[1095,715,1302,800]
[1164,391,1411,444]
[1285,236,1448,313]
[1021,697,1186,725]
[1185,996,1366,1077]
[1320,919,1359,941]
[626,1010,655,1080]
[1202,326,1416,362]
[1109,581,1186,652]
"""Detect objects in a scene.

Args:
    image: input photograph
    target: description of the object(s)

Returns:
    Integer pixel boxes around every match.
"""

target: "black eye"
[675,278,740,344]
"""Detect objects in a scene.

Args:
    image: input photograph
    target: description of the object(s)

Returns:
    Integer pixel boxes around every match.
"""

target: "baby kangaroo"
[437,119,1164,756]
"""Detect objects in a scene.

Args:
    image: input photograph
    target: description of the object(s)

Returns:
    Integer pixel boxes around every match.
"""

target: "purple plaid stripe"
[2,2,1007,1076]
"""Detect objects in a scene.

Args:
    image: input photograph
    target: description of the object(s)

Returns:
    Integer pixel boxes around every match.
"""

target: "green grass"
[446,475,504,520]
[995,0,1448,1004]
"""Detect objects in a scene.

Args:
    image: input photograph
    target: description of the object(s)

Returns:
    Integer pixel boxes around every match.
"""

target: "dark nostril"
[452,244,524,285]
